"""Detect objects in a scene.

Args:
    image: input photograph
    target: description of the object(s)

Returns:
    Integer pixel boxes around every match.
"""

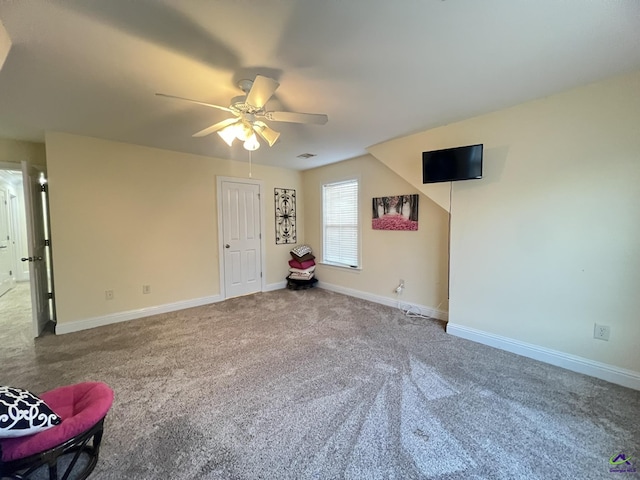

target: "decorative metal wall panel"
[275,188,296,244]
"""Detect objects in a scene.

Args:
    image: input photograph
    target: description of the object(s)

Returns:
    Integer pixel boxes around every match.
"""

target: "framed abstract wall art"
[275,188,297,244]
[372,194,418,231]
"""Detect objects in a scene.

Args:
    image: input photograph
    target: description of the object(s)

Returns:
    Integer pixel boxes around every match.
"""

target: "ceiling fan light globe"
[217,125,237,146]
[252,121,280,147]
[243,134,260,151]
[236,123,254,142]
[262,128,280,147]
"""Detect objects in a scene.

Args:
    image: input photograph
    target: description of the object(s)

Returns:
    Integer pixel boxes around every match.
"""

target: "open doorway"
[0,167,33,340]
[0,163,54,338]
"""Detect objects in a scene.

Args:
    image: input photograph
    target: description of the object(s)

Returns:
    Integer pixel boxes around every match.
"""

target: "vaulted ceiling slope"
[0,1,639,170]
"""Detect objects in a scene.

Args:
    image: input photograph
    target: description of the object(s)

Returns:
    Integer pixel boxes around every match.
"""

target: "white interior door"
[0,187,12,297]
[220,179,262,299]
[21,161,50,336]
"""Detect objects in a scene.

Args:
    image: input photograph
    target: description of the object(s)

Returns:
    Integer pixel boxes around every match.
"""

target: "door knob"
[21,256,43,262]
[225,244,230,248]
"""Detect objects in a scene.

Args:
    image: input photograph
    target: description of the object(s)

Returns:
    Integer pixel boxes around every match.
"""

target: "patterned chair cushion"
[0,386,62,439]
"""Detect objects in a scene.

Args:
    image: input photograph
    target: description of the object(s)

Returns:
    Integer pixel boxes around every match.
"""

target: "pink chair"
[0,382,114,480]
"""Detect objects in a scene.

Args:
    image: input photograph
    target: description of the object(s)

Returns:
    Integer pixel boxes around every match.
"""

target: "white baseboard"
[264,280,287,292]
[446,323,640,391]
[317,281,448,321]
[56,282,290,335]
[55,294,223,335]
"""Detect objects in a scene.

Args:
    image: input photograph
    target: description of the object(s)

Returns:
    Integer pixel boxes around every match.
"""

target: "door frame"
[216,175,266,300]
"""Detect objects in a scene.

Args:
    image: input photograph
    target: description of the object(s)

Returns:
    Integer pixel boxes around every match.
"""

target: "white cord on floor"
[397,301,430,319]
[395,297,447,323]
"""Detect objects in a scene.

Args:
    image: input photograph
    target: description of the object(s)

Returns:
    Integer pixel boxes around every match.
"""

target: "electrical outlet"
[594,323,610,341]
[105,290,114,301]
[143,285,151,294]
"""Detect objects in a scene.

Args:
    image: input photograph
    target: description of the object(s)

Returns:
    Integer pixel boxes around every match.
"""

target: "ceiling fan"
[156,75,328,151]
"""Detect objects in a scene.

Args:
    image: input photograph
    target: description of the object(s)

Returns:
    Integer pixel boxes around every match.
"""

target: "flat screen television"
[422,144,483,183]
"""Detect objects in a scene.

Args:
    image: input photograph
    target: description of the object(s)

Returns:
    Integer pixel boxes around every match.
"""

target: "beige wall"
[0,138,46,166]
[302,154,449,313]
[46,132,302,324]
[367,71,640,373]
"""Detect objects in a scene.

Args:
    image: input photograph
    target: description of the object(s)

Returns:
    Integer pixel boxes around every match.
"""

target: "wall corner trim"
[55,294,223,335]
[318,281,448,321]
[446,323,640,391]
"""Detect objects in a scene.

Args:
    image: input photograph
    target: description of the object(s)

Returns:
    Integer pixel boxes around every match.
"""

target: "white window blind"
[322,179,359,268]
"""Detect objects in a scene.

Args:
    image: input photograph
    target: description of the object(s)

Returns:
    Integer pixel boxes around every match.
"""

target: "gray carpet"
[0,282,34,353]
[2,288,639,479]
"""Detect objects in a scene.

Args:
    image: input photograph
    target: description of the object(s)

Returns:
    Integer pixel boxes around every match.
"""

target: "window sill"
[318,262,362,272]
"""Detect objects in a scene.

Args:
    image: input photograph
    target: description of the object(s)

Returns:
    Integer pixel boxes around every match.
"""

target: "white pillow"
[0,386,62,438]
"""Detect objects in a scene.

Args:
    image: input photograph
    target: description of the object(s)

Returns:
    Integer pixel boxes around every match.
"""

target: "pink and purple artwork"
[372,194,419,231]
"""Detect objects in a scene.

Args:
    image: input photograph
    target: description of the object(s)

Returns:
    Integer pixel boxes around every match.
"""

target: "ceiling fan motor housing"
[230,95,263,116]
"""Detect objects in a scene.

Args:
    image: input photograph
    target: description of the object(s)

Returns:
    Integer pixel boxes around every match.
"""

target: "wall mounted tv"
[422,143,483,183]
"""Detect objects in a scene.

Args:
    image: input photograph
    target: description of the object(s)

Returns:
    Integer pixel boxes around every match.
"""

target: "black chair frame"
[0,417,105,480]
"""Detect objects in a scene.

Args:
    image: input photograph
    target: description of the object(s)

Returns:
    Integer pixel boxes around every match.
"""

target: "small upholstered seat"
[0,382,114,480]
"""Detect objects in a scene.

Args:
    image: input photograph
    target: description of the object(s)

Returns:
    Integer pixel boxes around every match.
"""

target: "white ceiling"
[0,0,639,171]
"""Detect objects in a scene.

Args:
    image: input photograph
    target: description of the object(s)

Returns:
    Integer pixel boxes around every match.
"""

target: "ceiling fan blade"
[252,121,280,147]
[245,75,279,109]
[156,93,234,113]
[263,111,328,125]
[192,117,239,138]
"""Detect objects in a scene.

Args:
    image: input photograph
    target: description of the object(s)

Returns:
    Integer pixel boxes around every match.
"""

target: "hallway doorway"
[0,163,54,338]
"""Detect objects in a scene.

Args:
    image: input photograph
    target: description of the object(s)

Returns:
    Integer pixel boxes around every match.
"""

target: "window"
[322,179,359,268]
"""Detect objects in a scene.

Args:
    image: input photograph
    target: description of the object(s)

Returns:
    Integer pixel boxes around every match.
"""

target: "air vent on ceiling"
[296,153,317,159]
